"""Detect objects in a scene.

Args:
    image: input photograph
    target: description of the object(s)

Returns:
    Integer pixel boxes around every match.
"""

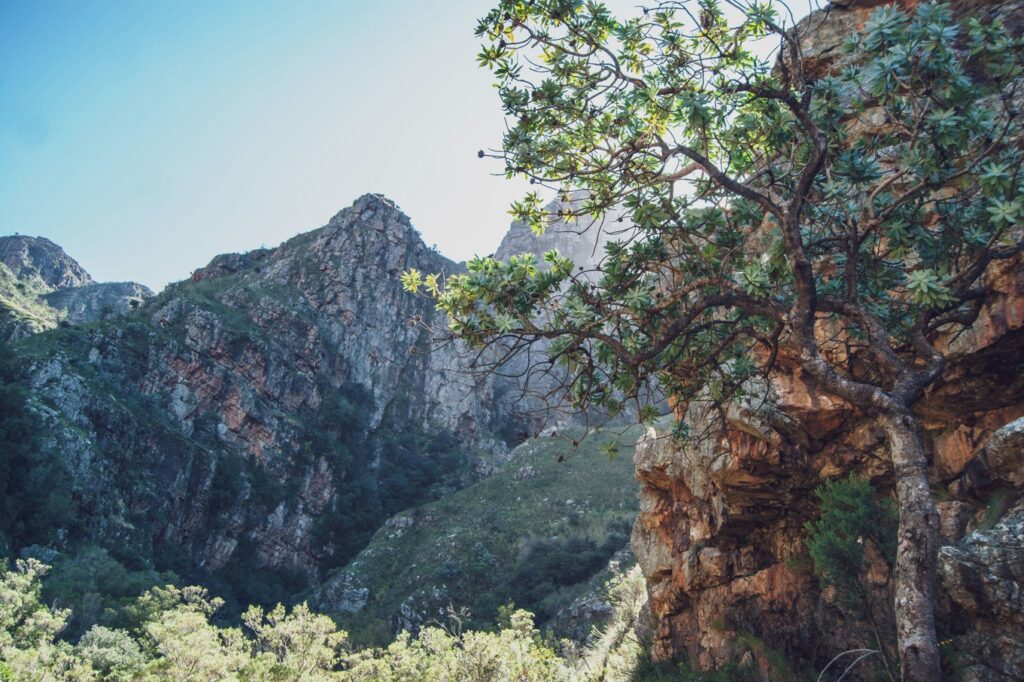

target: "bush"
[510,535,616,620]
[804,475,897,606]
[76,626,147,680]
[0,560,577,681]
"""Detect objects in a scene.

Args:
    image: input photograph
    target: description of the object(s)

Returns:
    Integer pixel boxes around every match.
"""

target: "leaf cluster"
[408,0,1023,422]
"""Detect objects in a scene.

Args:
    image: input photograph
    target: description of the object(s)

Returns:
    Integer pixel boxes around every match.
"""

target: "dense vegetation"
[0,314,471,617]
[0,326,647,676]
[805,476,900,678]
[406,0,1023,675]
[330,427,640,644]
[0,558,659,681]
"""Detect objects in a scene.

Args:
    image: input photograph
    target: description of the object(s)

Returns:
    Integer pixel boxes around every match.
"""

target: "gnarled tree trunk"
[877,410,941,681]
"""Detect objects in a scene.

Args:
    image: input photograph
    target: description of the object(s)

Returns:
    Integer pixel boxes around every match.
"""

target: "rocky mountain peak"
[331,192,402,223]
[323,194,439,262]
[0,235,94,291]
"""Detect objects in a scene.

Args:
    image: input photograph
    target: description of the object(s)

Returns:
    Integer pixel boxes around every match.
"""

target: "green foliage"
[331,428,640,643]
[804,476,897,605]
[243,602,349,678]
[408,0,1023,437]
[0,559,70,650]
[42,545,175,639]
[75,626,147,681]
[2,560,644,681]
[344,611,568,681]
[511,534,621,620]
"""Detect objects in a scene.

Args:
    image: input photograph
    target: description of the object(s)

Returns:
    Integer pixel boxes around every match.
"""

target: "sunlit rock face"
[494,193,622,267]
[150,193,509,444]
[630,0,1024,676]
[43,282,153,323]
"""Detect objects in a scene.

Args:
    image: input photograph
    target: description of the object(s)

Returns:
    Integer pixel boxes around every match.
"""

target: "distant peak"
[355,193,399,210]
[329,193,404,226]
[0,234,94,290]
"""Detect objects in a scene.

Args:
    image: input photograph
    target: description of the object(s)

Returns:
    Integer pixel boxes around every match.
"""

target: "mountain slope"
[312,426,642,644]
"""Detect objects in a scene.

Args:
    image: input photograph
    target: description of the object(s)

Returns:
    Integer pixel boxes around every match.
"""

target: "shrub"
[804,475,897,606]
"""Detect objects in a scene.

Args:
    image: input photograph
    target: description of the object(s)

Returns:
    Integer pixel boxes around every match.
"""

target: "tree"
[404,1,1023,678]
[140,586,249,680]
[0,559,84,680]
[242,602,348,679]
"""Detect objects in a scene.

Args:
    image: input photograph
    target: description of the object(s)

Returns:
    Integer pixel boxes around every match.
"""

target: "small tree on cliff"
[403,0,1022,678]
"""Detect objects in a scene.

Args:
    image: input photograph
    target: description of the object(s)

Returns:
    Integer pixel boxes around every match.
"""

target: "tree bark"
[877,410,942,681]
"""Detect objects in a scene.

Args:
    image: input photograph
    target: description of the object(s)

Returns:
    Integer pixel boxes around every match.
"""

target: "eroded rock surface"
[940,502,1024,680]
[630,0,1024,677]
[0,235,93,290]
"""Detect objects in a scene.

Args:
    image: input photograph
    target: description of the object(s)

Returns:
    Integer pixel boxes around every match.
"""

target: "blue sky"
[1,0,813,291]
[1,0,534,290]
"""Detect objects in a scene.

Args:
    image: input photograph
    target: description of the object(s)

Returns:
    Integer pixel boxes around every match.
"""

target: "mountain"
[0,235,151,341]
[0,193,616,614]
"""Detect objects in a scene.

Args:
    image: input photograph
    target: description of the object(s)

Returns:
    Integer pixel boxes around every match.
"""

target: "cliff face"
[42,282,152,325]
[14,195,524,590]
[163,193,508,442]
[632,278,1024,675]
[629,0,1024,678]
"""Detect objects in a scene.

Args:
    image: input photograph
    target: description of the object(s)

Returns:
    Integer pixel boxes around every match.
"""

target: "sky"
[1,0,814,292]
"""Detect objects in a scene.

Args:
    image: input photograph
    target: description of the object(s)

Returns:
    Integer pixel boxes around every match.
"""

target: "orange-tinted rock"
[633,0,1024,675]
[935,425,983,481]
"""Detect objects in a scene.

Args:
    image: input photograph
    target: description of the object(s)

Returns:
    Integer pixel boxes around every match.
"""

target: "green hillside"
[322,426,644,645]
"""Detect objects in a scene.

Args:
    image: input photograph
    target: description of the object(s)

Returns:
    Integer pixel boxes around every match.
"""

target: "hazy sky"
[1,0,813,291]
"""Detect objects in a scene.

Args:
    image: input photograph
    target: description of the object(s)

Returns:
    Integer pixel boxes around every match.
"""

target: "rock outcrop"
[939,498,1024,681]
[43,282,152,323]
[632,268,1024,677]
[629,0,1024,677]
